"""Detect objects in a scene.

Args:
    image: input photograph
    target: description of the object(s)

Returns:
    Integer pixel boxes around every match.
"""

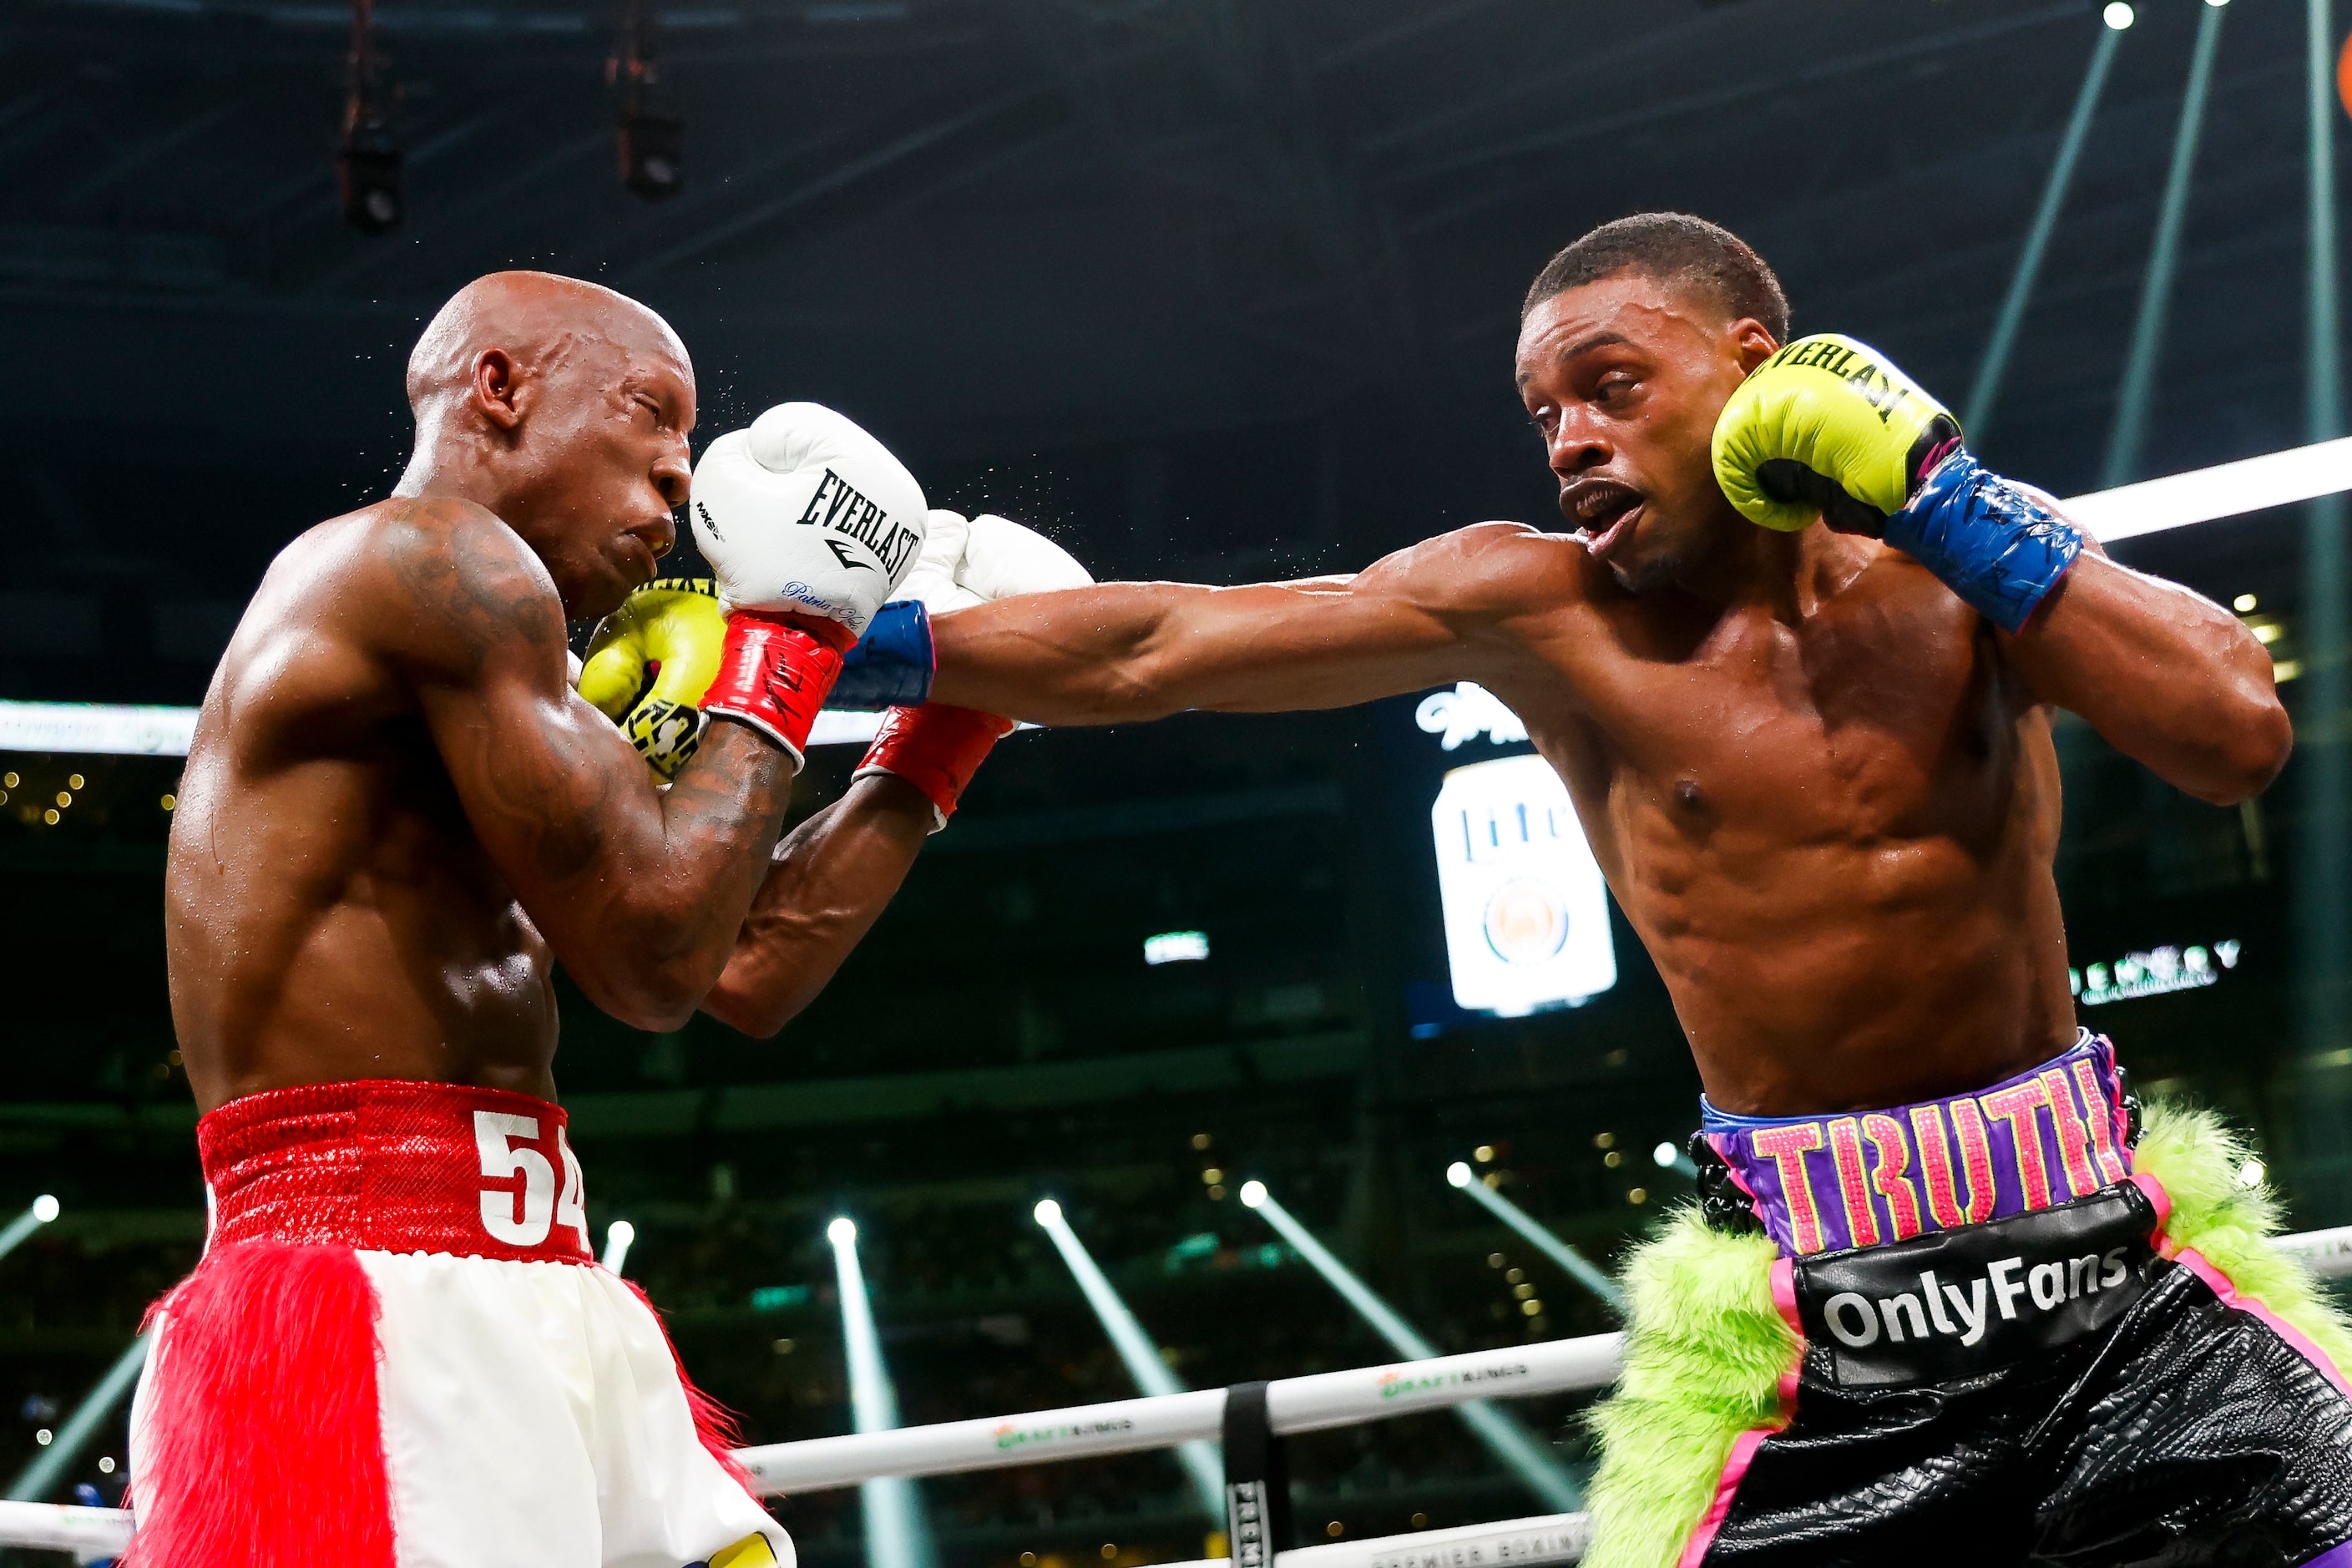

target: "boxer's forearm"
[701,776,933,1038]
[2007,552,2290,805]
[929,572,1477,723]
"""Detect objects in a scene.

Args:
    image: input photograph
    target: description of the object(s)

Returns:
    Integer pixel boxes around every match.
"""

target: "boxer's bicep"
[930,524,1536,722]
[397,521,662,905]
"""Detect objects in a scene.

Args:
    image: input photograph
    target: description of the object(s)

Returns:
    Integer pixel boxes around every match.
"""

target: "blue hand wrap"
[1884,452,2082,635]
[828,599,934,711]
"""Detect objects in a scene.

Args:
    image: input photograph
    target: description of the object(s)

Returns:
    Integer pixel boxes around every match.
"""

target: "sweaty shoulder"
[1368,521,1596,623]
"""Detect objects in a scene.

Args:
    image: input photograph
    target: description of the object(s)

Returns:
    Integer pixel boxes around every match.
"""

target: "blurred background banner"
[2,0,2349,1558]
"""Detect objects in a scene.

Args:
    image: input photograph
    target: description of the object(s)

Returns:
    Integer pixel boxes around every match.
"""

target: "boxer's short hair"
[1523,212,1790,342]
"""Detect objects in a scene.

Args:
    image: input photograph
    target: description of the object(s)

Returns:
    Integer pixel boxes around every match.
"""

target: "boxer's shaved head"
[396,271,697,619]
[407,271,690,423]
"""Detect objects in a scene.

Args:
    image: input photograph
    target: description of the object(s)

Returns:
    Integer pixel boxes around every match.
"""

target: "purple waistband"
[1702,1033,2132,1257]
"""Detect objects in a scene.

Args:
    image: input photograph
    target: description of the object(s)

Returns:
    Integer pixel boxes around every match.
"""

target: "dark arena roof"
[1,0,2348,1558]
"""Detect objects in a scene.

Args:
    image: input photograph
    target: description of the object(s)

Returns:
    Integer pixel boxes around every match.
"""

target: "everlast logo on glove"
[795,468,922,578]
[1793,1181,2161,1388]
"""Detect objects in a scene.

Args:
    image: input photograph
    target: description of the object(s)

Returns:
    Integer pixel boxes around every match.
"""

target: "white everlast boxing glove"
[686,402,928,770]
[851,510,1092,832]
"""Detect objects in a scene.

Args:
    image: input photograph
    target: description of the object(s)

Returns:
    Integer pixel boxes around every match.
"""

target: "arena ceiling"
[0,0,2331,534]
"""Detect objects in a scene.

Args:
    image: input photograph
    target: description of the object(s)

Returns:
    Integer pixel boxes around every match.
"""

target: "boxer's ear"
[469,346,527,431]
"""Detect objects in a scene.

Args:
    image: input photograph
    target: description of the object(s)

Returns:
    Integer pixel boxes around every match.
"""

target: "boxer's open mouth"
[1562,479,1643,558]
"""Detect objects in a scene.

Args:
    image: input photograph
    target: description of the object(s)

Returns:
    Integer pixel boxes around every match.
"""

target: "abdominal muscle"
[1548,731,2078,1118]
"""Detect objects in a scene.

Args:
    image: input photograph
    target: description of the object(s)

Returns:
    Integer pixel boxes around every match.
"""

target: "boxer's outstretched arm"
[701,776,934,1038]
[2001,524,2291,806]
[928,524,1554,723]
[392,502,816,1030]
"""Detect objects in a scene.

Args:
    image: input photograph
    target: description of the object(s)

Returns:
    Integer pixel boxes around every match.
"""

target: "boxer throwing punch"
[145,272,967,1568]
[862,215,2352,1565]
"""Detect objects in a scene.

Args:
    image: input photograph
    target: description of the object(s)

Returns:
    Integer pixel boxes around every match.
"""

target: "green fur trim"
[1580,1100,2352,1568]
[1582,1206,1793,1568]
[2134,1098,2352,1378]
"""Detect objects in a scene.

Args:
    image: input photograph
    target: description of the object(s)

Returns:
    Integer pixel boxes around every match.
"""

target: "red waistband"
[197,1079,594,1263]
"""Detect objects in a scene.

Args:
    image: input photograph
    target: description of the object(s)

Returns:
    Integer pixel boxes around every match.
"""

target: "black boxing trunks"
[1581,1034,2352,1568]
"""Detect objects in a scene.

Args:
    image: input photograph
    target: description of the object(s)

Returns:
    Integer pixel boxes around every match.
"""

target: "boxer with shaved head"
[137,271,943,1567]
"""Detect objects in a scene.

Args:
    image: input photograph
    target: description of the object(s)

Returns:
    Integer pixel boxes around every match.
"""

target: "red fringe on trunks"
[124,1239,397,1568]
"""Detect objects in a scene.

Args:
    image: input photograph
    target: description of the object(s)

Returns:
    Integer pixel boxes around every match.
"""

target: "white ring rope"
[736,1333,1626,1495]
[6,1226,2347,1551]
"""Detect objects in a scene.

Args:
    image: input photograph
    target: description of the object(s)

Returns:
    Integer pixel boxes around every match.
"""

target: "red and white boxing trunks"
[124,1079,788,1568]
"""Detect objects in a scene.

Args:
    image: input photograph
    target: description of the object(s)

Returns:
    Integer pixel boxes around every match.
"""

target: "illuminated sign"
[1415,682,1527,751]
[1144,930,1210,965]
[1429,753,1616,1017]
[2070,940,2240,1006]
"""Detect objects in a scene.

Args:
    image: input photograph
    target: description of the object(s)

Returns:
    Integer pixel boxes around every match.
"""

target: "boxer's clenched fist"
[686,402,929,766]
[850,511,1094,832]
[578,578,727,779]
[1711,332,1960,536]
[899,509,1094,613]
[690,402,928,640]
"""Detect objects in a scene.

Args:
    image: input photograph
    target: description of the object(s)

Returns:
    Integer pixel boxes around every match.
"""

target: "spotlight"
[619,114,685,202]
[1237,1180,1267,1209]
[1446,1161,1473,1188]
[2102,1,2134,28]
[336,0,401,234]
[1032,1199,1062,1226]
[612,0,683,200]
[1653,1141,1678,1168]
[827,1216,857,1245]
[32,1196,57,1223]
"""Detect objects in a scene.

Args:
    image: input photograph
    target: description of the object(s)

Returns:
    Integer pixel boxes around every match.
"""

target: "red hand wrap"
[853,703,1015,831]
[699,610,856,768]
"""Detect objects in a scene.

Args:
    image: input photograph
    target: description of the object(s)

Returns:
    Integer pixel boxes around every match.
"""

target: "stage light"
[601,1220,636,1274]
[1033,1200,1223,1519]
[1236,1181,1581,1510]
[1144,931,1208,965]
[1474,1144,1496,1162]
[1653,1142,1677,1168]
[32,1197,56,1224]
[66,775,82,791]
[2236,594,2259,612]
[613,0,684,200]
[1444,1161,1626,1314]
[1237,1180,1267,1209]
[2103,2,2134,29]
[1446,1161,1472,1188]
[336,0,402,233]
[2239,1158,2267,1186]
[828,1214,938,1568]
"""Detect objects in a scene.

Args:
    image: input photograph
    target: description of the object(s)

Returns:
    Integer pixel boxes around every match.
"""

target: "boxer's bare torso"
[167,272,933,1114]
[928,273,2288,1115]
[169,500,587,1110]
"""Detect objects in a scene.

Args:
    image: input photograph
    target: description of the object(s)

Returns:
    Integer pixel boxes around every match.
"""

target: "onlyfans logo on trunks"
[1819,1247,2133,1351]
[1794,1182,2161,1388]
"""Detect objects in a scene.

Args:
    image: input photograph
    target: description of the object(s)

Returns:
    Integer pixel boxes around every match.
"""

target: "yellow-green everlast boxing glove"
[579,577,728,779]
[1711,333,1963,534]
